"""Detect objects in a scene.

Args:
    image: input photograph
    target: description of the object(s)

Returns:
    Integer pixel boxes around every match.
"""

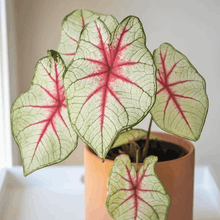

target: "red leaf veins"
[26,59,68,164]
[156,50,195,130]
[115,165,155,219]
[79,24,142,135]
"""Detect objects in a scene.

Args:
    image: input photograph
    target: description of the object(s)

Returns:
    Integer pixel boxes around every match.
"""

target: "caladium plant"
[10,9,208,220]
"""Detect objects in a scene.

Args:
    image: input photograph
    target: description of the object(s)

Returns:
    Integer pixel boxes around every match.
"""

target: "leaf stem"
[136,149,139,172]
[142,116,153,161]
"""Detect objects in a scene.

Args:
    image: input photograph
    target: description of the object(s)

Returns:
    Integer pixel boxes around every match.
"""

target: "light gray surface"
[0,166,219,220]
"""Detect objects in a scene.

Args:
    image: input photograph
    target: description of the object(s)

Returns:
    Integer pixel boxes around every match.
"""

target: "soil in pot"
[106,139,188,163]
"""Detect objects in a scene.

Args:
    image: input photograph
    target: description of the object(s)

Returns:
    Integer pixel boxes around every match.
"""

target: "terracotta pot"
[84,131,195,220]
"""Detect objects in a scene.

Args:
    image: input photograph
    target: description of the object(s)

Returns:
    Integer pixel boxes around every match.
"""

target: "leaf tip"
[47,50,59,62]
[143,155,158,165]
[23,169,29,177]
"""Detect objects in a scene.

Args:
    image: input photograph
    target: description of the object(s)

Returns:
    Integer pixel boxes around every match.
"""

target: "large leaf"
[11,51,78,176]
[64,16,157,159]
[106,154,170,220]
[58,9,118,67]
[111,129,161,149]
[150,43,208,141]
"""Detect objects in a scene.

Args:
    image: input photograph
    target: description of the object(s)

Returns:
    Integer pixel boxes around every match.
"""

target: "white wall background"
[8,0,220,166]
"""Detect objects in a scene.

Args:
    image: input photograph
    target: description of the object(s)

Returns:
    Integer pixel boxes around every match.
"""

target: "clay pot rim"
[85,131,195,165]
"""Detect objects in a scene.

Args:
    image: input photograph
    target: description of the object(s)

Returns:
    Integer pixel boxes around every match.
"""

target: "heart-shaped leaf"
[11,50,78,176]
[58,9,118,67]
[150,43,208,141]
[106,154,170,220]
[64,16,157,159]
[111,129,161,149]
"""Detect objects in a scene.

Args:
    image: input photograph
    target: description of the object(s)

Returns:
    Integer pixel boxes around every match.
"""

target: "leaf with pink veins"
[58,9,118,68]
[106,154,170,220]
[150,43,208,141]
[111,129,162,149]
[64,16,157,159]
[11,50,78,176]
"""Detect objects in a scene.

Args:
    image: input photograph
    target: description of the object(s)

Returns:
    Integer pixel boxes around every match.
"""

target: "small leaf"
[106,154,170,220]
[111,129,161,149]
[64,16,157,159]
[11,51,78,176]
[151,43,208,141]
[58,9,118,67]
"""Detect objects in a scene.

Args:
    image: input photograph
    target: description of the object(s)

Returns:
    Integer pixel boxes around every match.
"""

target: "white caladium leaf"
[58,9,118,67]
[11,51,78,176]
[111,129,161,149]
[151,43,208,141]
[106,154,170,220]
[64,16,157,159]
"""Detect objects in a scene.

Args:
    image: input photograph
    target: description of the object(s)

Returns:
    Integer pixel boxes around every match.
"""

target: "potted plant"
[10,9,208,220]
